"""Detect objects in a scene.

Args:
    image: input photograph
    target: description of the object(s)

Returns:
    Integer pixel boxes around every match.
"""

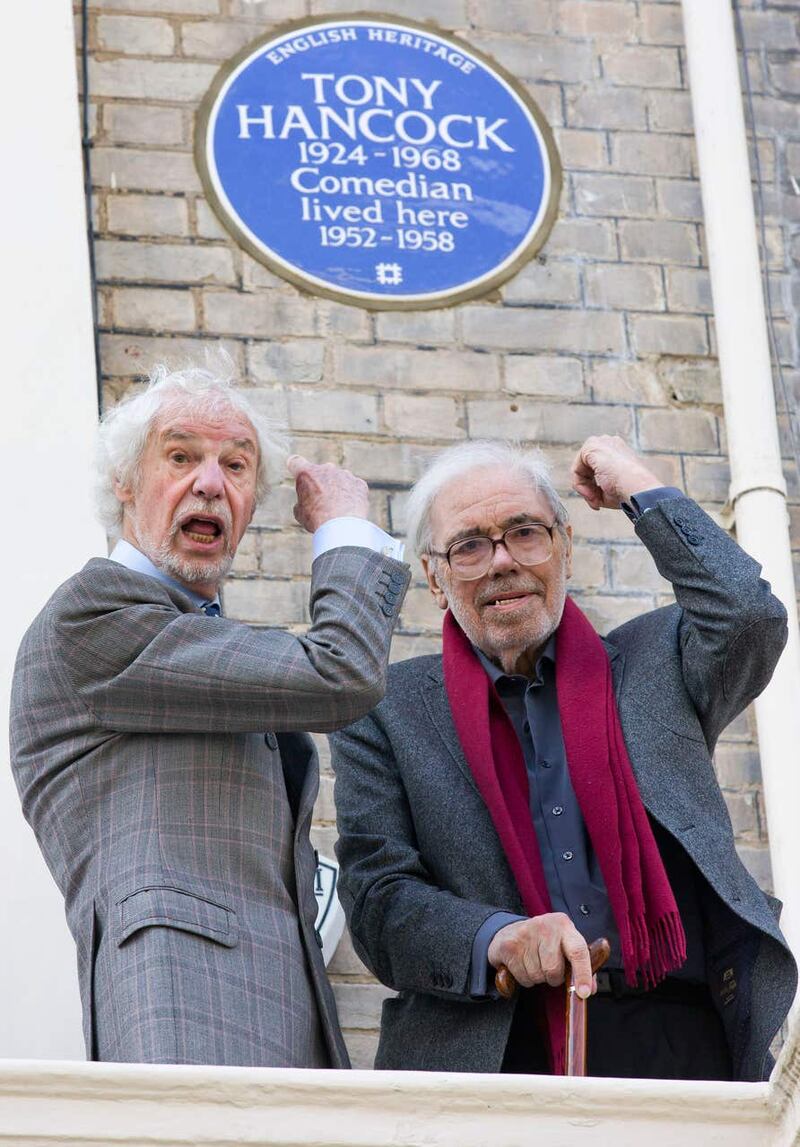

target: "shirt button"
[562,850,574,861]
[579,904,591,916]
[523,722,530,734]
[552,806,563,816]
[541,759,552,769]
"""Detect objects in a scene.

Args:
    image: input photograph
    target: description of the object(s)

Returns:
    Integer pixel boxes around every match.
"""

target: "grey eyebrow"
[443,514,548,550]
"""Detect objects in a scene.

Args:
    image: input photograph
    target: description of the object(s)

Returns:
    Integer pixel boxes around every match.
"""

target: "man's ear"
[113,476,134,506]
[420,554,448,612]
[563,523,574,580]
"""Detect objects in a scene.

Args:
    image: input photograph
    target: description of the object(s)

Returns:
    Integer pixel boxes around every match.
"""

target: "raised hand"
[287,455,370,532]
[572,435,663,511]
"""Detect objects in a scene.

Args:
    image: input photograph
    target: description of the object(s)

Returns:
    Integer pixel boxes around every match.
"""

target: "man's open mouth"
[180,516,224,546]
[483,591,535,610]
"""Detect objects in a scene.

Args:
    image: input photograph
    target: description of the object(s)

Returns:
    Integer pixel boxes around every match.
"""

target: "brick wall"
[77,0,800,1065]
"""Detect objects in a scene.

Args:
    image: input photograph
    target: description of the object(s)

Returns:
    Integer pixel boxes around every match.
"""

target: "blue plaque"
[196,15,561,309]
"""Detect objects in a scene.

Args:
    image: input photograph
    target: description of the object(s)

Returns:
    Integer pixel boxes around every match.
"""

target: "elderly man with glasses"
[330,434,796,1082]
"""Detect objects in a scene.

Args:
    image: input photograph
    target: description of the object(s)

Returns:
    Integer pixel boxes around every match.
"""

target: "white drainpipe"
[681,0,800,995]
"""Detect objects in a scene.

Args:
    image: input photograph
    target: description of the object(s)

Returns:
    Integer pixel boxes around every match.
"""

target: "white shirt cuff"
[312,517,405,562]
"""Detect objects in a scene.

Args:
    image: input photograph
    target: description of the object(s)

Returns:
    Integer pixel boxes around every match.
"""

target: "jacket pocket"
[115,886,239,948]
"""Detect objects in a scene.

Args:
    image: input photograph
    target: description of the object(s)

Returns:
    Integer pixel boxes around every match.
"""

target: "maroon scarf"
[442,598,686,1073]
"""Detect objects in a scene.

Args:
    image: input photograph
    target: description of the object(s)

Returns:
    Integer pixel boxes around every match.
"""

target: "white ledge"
[0,1043,796,1147]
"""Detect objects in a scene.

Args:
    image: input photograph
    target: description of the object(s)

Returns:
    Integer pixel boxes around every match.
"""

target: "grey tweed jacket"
[10,545,409,1067]
[331,496,797,1082]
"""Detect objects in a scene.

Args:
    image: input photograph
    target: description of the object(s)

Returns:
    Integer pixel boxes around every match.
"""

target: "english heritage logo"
[196,15,561,309]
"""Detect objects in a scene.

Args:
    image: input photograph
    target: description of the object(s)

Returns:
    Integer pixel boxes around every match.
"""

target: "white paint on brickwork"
[0,0,104,1058]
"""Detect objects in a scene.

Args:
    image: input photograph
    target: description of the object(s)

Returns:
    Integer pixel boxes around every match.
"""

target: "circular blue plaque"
[196,15,561,309]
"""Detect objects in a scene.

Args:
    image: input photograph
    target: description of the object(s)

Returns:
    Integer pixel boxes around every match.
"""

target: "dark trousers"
[501,982,733,1080]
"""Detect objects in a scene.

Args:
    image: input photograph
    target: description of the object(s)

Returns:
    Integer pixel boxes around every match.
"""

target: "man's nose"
[489,539,518,573]
[192,458,225,499]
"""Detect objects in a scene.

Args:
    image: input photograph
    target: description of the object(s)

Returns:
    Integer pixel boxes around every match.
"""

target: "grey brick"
[383,394,464,439]
[656,179,703,222]
[584,263,664,311]
[524,82,565,127]
[505,355,584,398]
[462,306,626,355]
[647,91,694,134]
[639,4,684,46]
[310,0,466,23]
[104,104,185,146]
[548,218,618,259]
[502,260,582,305]
[573,173,655,218]
[658,359,722,405]
[466,399,632,443]
[724,792,761,839]
[258,531,314,578]
[327,930,371,978]
[97,14,175,55]
[740,10,799,51]
[554,129,609,172]
[611,544,671,592]
[558,0,638,39]
[683,456,731,503]
[769,59,800,97]
[334,345,499,393]
[96,239,236,285]
[203,291,320,337]
[340,441,439,485]
[112,286,196,332]
[631,313,709,356]
[619,220,699,264]
[194,198,229,241]
[566,85,647,131]
[589,360,668,405]
[226,0,307,18]
[223,578,308,625]
[399,584,450,631]
[568,496,642,543]
[180,20,261,59]
[578,593,652,633]
[612,132,693,178]
[343,1032,380,1071]
[248,341,325,384]
[89,58,218,101]
[91,148,202,194]
[97,0,218,10]
[468,33,598,83]
[99,332,243,377]
[287,389,379,434]
[107,194,189,238]
[229,531,259,575]
[602,45,681,88]
[475,0,555,34]
[572,543,607,591]
[736,846,772,893]
[375,310,456,347]
[665,268,713,313]
[638,408,718,455]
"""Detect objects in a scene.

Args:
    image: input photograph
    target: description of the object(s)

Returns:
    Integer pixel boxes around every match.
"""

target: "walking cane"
[495,937,611,1076]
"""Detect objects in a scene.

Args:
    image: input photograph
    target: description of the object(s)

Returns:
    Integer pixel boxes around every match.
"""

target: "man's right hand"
[287,455,370,533]
[487,913,594,999]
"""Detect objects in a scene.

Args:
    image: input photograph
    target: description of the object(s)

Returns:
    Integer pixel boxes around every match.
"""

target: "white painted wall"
[0,0,106,1057]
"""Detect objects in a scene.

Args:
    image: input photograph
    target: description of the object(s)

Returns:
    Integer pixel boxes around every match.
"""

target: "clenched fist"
[572,435,662,511]
[488,913,594,999]
[287,456,370,533]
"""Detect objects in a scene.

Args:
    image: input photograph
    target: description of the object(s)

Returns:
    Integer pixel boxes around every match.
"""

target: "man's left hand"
[572,435,662,511]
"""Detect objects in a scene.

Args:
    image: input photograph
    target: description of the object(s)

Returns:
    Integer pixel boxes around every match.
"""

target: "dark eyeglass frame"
[428,521,558,581]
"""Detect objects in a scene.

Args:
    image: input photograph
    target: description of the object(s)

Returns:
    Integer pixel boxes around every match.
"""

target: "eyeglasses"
[429,522,557,581]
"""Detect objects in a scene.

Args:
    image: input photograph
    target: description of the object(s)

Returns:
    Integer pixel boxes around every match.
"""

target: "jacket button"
[265,732,278,750]
[314,928,324,949]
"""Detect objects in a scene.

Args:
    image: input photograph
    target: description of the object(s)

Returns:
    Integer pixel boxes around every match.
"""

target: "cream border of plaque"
[194,12,562,311]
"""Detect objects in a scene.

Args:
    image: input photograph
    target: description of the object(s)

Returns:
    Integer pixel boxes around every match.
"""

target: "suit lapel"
[421,664,480,796]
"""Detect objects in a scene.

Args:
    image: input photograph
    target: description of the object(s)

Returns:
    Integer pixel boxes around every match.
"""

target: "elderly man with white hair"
[331,435,795,1082]
[10,363,409,1068]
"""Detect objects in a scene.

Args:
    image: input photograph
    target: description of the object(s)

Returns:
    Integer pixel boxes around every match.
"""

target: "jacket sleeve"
[331,709,513,1002]
[54,547,410,735]
[634,495,788,746]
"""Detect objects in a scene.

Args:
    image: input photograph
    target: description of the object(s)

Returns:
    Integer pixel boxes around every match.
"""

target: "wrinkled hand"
[488,913,594,999]
[287,455,370,532]
[572,435,662,511]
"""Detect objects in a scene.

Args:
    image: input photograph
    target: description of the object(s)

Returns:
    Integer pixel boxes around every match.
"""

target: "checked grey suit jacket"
[10,544,409,1067]
[331,497,797,1082]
